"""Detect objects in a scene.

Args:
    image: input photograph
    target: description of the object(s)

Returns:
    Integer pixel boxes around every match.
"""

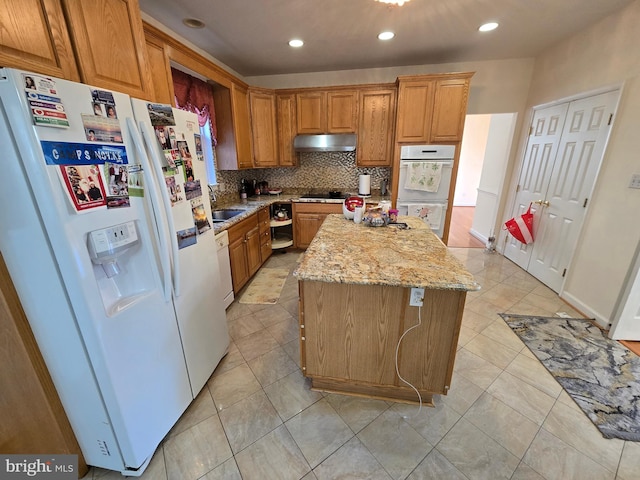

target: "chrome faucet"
[208,185,217,205]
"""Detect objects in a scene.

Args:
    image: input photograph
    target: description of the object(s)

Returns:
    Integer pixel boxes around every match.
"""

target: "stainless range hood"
[293,134,357,152]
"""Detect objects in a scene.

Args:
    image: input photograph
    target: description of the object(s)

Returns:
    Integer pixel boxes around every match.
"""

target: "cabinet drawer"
[293,203,343,215]
[228,213,259,243]
[258,206,270,234]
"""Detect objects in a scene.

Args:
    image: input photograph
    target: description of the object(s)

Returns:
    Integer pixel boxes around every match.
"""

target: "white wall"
[454,115,491,206]
[504,0,640,325]
[246,58,535,116]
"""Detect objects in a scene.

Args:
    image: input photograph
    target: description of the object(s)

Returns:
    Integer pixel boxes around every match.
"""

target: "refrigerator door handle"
[126,117,172,302]
[138,120,182,297]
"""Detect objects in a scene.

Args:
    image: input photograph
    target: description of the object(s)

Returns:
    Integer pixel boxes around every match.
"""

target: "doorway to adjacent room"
[448,113,518,248]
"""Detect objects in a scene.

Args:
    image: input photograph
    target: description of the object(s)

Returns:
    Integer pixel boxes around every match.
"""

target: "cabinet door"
[145,34,174,105]
[0,253,88,476]
[245,225,262,277]
[276,93,297,167]
[0,0,79,81]
[232,83,254,169]
[327,90,358,133]
[295,213,323,249]
[229,236,249,293]
[395,80,434,143]
[296,92,325,134]
[430,78,470,142]
[357,89,396,166]
[249,90,279,167]
[62,0,154,100]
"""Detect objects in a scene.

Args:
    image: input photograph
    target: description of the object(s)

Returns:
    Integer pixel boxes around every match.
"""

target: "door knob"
[534,199,550,207]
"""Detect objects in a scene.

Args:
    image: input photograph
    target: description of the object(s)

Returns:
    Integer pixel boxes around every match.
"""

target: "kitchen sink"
[211,209,245,222]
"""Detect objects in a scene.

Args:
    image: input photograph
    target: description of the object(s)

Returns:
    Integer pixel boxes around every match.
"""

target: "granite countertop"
[211,193,388,233]
[293,215,480,291]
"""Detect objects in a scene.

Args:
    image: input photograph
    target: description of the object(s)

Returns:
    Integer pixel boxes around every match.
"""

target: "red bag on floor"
[504,204,534,244]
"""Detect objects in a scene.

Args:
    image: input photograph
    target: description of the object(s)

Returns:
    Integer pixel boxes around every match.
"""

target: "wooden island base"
[309,377,435,407]
[298,281,466,404]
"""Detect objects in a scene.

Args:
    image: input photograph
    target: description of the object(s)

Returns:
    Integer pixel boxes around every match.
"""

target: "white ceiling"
[139,0,633,77]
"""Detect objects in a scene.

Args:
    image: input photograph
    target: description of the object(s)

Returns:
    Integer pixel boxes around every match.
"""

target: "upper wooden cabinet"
[431,77,472,142]
[249,89,279,167]
[276,93,297,167]
[144,33,174,105]
[213,82,253,170]
[296,89,358,134]
[63,0,154,100]
[395,73,473,143]
[0,0,154,99]
[296,91,325,134]
[395,80,434,143]
[327,91,358,133]
[357,88,396,166]
[0,0,80,81]
[232,84,253,169]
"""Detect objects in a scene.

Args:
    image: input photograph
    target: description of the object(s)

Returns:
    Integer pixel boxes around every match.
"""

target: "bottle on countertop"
[380,178,388,196]
[240,179,248,201]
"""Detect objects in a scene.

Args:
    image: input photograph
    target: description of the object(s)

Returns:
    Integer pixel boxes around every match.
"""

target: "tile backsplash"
[213,151,391,203]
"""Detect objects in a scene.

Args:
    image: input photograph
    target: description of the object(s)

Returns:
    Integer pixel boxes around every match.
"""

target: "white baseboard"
[560,291,611,329]
[469,228,487,244]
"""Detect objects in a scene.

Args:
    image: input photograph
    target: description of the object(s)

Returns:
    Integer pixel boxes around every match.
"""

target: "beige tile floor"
[86,248,640,480]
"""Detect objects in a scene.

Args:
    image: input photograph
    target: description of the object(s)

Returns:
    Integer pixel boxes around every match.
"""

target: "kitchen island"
[293,215,479,405]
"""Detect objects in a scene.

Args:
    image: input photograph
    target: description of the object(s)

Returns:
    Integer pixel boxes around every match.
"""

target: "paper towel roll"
[359,174,371,196]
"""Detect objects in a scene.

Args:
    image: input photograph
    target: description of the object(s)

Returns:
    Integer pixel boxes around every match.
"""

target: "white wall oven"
[396,145,455,239]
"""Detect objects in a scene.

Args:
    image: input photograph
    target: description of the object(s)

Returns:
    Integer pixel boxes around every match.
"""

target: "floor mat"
[501,313,640,441]
[238,268,289,305]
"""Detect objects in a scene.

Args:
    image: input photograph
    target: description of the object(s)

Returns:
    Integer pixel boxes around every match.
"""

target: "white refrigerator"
[0,68,229,475]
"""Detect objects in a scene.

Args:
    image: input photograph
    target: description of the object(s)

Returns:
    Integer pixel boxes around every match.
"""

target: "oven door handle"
[399,159,453,167]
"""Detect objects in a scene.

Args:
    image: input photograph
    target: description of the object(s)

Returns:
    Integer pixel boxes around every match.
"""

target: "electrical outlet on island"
[410,287,424,306]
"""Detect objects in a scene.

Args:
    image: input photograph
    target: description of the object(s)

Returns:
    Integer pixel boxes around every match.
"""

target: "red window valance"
[171,67,217,145]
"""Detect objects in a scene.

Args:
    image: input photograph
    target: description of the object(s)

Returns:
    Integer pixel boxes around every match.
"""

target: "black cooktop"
[300,192,349,199]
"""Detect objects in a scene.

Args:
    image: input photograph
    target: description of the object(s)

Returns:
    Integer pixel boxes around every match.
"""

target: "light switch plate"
[630,173,640,189]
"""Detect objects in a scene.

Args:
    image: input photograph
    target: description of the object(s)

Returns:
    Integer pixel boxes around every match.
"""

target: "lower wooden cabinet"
[228,207,270,293]
[0,253,88,476]
[258,206,272,262]
[293,203,343,249]
[228,214,258,293]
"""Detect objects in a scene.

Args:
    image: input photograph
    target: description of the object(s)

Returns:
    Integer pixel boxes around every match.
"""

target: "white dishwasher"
[215,230,234,309]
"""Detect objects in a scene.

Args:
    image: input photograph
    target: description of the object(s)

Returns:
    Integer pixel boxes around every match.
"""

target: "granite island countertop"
[294,214,480,291]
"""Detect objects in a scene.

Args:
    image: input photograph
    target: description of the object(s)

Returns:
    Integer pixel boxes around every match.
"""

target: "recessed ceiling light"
[289,39,304,48]
[378,31,395,40]
[479,22,499,32]
[183,18,205,29]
